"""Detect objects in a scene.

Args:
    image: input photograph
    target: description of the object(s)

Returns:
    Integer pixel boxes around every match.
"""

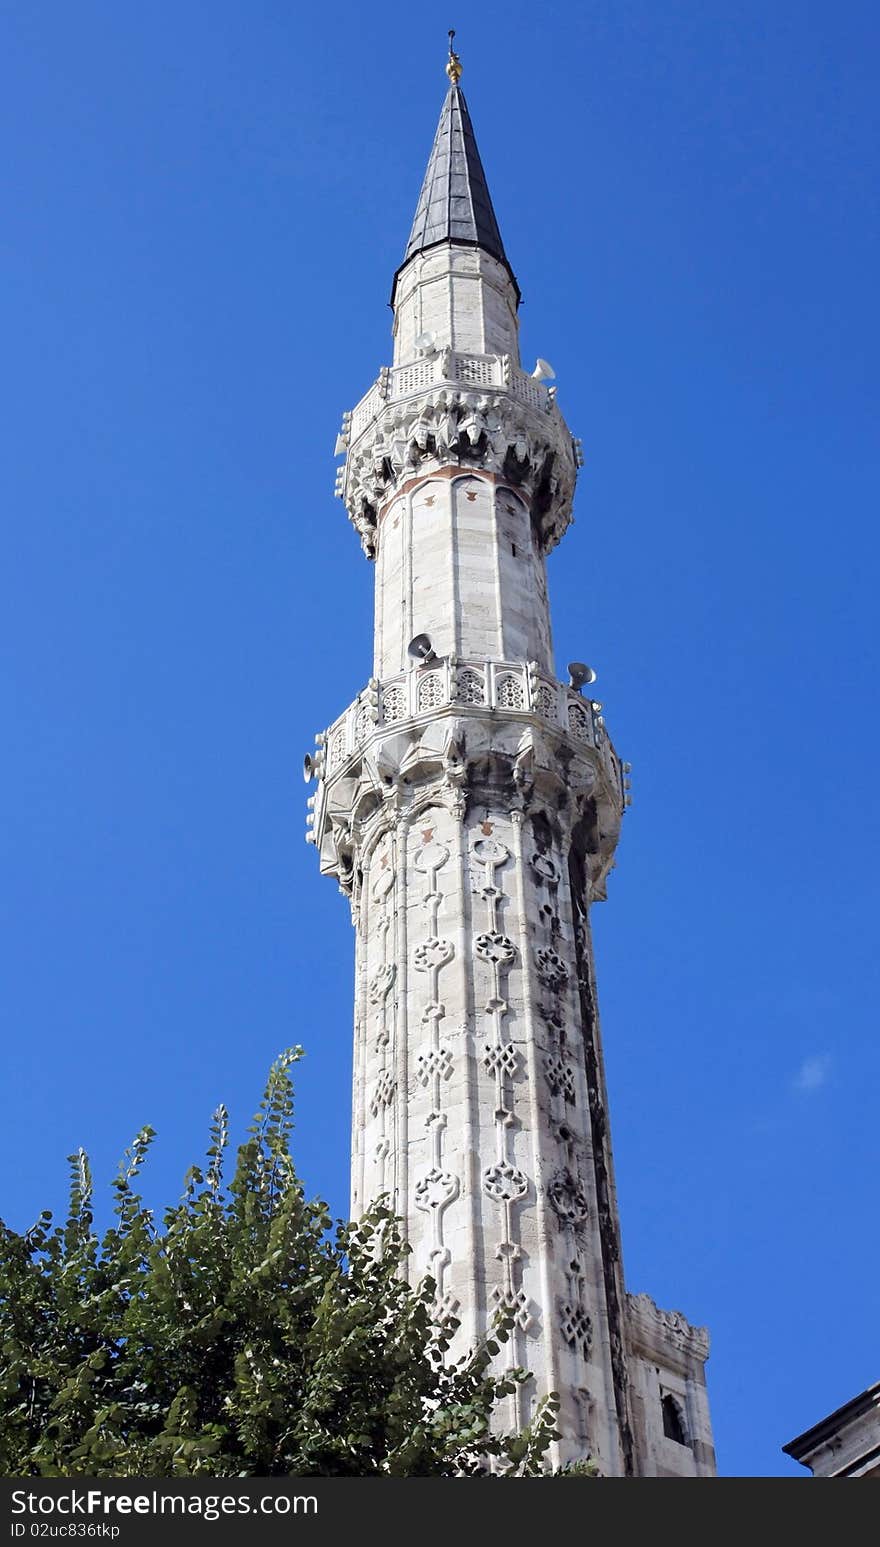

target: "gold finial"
[446,28,462,84]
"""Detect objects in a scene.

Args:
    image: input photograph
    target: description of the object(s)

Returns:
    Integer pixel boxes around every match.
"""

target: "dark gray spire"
[394,85,520,302]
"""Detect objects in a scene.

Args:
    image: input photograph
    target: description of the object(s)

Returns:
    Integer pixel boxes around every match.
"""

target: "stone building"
[305,40,715,1476]
[784,1383,880,1478]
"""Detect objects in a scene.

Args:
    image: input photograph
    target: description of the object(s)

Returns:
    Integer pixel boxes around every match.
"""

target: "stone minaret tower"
[306,41,716,1477]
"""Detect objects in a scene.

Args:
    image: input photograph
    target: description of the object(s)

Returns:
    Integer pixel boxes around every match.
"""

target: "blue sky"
[1,2,878,1477]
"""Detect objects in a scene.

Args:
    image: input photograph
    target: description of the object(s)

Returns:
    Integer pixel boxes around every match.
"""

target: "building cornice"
[783,1382,880,1464]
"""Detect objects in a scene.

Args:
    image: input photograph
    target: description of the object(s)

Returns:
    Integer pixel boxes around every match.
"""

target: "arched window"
[661,1393,688,1446]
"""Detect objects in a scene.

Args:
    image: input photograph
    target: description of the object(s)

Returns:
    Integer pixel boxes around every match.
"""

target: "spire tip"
[446,29,462,85]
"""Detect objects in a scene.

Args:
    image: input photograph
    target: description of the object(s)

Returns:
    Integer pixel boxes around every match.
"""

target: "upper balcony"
[333,351,584,559]
[345,351,557,444]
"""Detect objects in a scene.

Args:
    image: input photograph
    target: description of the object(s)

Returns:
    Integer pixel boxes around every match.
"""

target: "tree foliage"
[0,1050,562,1476]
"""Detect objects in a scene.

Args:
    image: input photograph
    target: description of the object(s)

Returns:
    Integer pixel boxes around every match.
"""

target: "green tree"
[0,1050,562,1476]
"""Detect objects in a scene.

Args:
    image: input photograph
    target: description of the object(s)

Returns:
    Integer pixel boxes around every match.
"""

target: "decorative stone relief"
[547,1168,590,1225]
[415,1166,459,1212]
[368,963,395,1005]
[328,727,346,770]
[474,931,516,965]
[469,825,537,1356]
[416,1046,453,1085]
[496,674,525,710]
[531,852,560,886]
[483,1160,529,1204]
[339,386,577,559]
[366,832,396,1190]
[354,701,373,742]
[483,1042,521,1079]
[382,684,406,723]
[370,854,394,902]
[560,1260,593,1358]
[411,824,457,1304]
[567,702,591,742]
[536,946,569,990]
[414,835,450,874]
[491,1284,535,1334]
[535,683,557,721]
[435,1288,461,1325]
[414,936,454,972]
[544,1053,575,1102]
[560,1301,593,1356]
[455,667,485,705]
[369,1069,395,1116]
[417,672,444,712]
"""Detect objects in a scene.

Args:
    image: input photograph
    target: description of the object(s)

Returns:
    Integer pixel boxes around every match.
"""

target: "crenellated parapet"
[626,1293,711,1367]
[333,350,582,559]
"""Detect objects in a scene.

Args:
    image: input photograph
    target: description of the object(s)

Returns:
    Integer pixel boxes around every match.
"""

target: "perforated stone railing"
[345,353,553,444]
[314,658,623,804]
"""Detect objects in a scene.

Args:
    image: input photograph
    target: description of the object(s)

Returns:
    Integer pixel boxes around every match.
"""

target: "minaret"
[306,39,715,1476]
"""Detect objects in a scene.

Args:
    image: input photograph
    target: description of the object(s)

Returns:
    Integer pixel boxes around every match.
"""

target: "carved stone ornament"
[415,1167,459,1212]
[340,386,576,559]
[413,936,454,972]
[474,931,516,966]
[454,667,485,705]
[369,1070,395,1116]
[435,1288,461,1324]
[369,846,395,900]
[483,1161,529,1204]
[416,1046,453,1085]
[472,836,510,868]
[414,841,450,875]
[535,683,558,722]
[531,852,559,885]
[544,1053,576,1102]
[368,963,395,1005]
[381,684,406,724]
[483,1042,521,1079]
[536,946,569,990]
[491,1283,535,1333]
[560,1301,593,1353]
[547,1168,590,1225]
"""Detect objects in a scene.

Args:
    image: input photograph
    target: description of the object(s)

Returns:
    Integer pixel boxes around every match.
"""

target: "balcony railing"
[317,658,622,803]
[346,353,553,444]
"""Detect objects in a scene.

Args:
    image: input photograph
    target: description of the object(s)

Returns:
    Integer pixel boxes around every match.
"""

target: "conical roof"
[394,85,519,302]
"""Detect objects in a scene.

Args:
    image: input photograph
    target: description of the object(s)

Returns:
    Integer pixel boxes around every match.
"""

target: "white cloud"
[792,1054,832,1094]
